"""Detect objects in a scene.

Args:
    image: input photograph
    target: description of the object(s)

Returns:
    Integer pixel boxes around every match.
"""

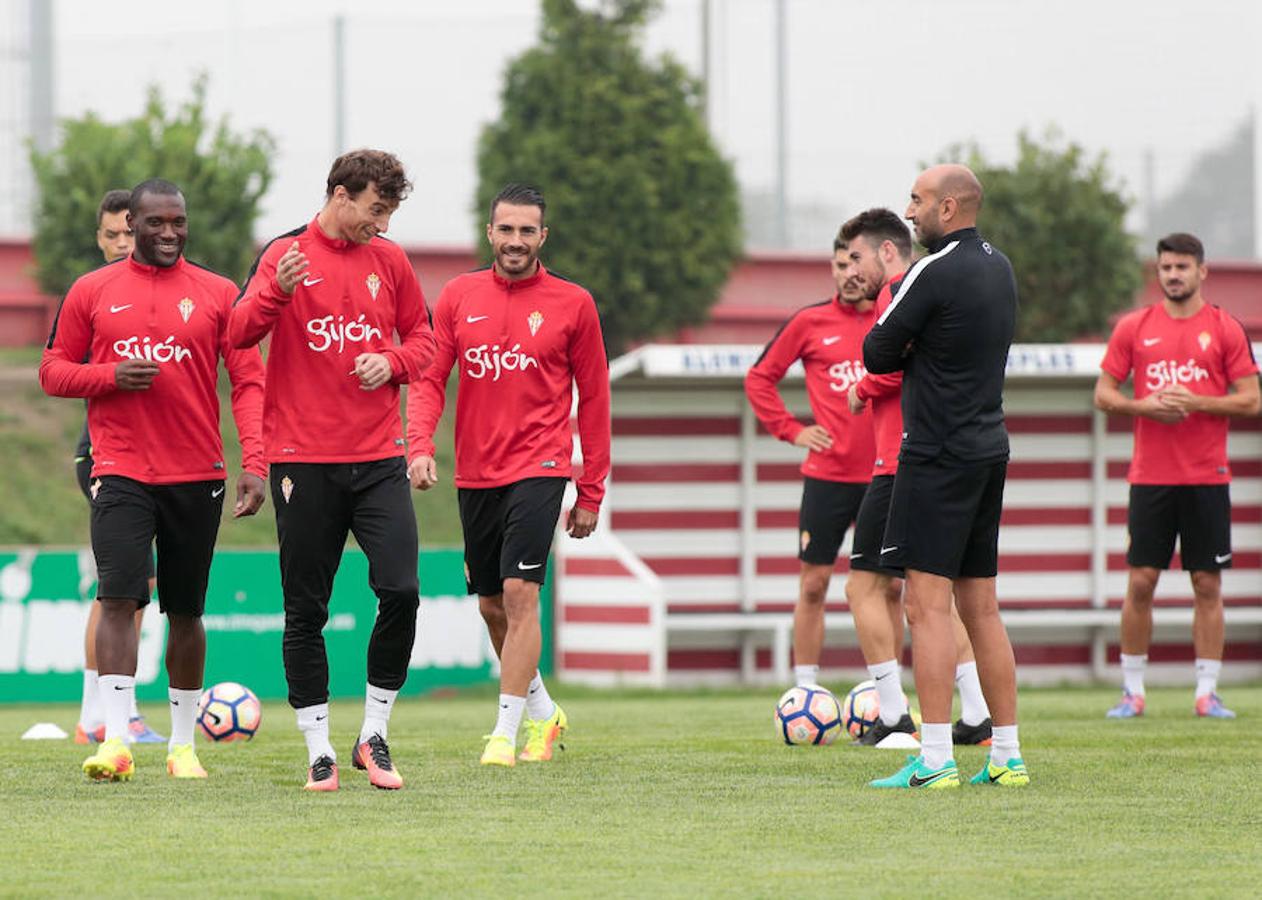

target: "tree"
[29,75,274,296]
[1147,116,1253,258]
[944,130,1142,342]
[475,0,742,355]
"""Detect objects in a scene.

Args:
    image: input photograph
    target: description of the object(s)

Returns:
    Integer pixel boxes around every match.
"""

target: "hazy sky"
[11,0,1262,249]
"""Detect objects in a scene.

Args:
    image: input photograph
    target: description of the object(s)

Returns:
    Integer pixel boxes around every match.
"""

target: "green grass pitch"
[1,684,1259,897]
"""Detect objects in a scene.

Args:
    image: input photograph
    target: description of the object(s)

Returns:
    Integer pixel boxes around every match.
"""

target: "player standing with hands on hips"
[862,165,1026,789]
[1095,233,1259,720]
[408,184,611,767]
[230,150,435,792]
[744,228,876,694]
[41,179,267,782]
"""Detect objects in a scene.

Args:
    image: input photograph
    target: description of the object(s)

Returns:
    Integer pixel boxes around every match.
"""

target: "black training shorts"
[1127,484,1233,571]
[90,475,223,614]
[880,459,1006,579]
[849,474,902,576]
[458,477,568,595]
[797,476,868,566]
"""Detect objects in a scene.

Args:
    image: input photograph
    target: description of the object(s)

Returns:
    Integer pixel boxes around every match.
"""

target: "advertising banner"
[0,548,552,702]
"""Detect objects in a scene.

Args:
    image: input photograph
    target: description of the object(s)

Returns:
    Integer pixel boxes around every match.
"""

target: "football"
[842,679,915,738]
[773,685,844,746]
[197,681,262,743]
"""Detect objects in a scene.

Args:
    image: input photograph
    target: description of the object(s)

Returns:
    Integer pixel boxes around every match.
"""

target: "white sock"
[98,674,134,743]
[793,664,820,688]
[920,722,953,770]
[492,693,526,742]
[1194,658,1221,699]
[868,659,907,725]
[80,669,102,727]
[1121,653,1147,696]
[296,703,335,765]
[129,692,141,721]
[360,685,398,742]
[955,661,991,725]
[168,688,200,749]
[991,724,1020,765]
[525,671,556,721]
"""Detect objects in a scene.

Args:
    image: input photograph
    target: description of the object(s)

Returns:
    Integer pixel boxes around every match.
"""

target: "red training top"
[1101,302,1258,484]
[406,264,611,513]
[852,275,907,476]
[40,255,266,484]
[229,218,435,463]
[744,296,877,482]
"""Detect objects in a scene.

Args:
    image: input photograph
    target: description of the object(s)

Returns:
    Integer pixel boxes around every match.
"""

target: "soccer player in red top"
[407,183,611,767]
[41,179,268,782]
[744,226,877,691]
[231,150,435,791]
[843,208,994,749]
[73,189,166,747]
[1095,232,1260,719]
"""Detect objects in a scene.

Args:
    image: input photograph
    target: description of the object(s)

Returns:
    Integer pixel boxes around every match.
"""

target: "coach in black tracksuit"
[862,164,1026,787]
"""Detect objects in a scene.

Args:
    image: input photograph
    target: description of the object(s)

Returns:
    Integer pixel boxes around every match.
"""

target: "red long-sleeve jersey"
[40,255,266,484]
[229,218,435,463]
[406,264,611,513]
[745,295,877,482]
[853,274,906,476]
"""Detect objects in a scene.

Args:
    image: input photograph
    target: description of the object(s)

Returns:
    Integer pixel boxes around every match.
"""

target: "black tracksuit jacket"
[862,227,1017,466]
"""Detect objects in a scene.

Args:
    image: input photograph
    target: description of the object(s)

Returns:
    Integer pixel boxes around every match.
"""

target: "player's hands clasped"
[1153,384,1201,416]
[114,359,160,390]
[1138,390,1189,424]
[234,472,267,518]
[275,241,310,294]
[566,505,598,539]
[792,424,833,452]
[352,353,392,390]
[408,455,439,490]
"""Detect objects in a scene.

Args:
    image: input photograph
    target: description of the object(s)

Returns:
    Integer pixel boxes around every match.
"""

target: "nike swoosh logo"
[315,715,327,722]
[874,672,892,681]
[211,487,225,498]
[1215,553,1232,564]
[849,553,863,559]
[880,545,898,554]
[822,336,841,345]
[1142,338,1161,346]
[114,685,127,691]
[908,770,951,787]
[303,277,323,286]
[988,771,1005,783]
[466,315,489,323]
[371,696,389,704]
[170,700,179,705]
[109,304,132,313]
[517,561,542,570]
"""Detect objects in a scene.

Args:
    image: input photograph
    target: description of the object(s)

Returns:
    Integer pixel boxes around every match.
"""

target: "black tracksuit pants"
[271,458,419,708]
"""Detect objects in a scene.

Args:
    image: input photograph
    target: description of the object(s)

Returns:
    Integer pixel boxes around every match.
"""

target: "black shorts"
[1127,484,1232,571]
[458,477,567,595]
[849,474,902,576]
[90,475,223,615]
[881,459,1006,579]
[79,455,155,581]
[797,477,868,566]
[75,455,93,500]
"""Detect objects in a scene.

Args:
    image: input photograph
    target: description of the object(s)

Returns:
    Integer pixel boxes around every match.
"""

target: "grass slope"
[0,348,464,546]
[1,685,1259,897]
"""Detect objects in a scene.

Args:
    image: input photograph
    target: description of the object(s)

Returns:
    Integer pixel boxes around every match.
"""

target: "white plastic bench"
[666,607,1262,685]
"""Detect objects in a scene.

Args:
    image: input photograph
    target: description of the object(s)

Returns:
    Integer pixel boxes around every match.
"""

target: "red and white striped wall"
[551,344,1262,686]
[554,482,666,686]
